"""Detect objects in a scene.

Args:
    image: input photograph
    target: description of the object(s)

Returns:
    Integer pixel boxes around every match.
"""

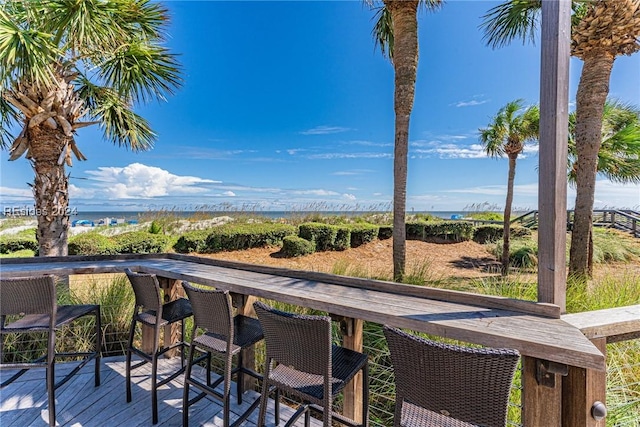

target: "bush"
[378,226,393,240]
[173,229,211,253]
[280,236,315,257]
[68,233,117,255]
[148,220,163,234]
[333,226,351,251]
[473,225,504,244]
[423,221,474,242]
[405,222,425,240]
[113,231,170,254]
[204,223,297,253]
[0,234,38,254]
[299,223,338,252]
[350,223,379,247]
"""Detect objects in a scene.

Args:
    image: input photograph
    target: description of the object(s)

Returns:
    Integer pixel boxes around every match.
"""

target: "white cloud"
[307,152,391,160]
[300,125,351,135]
[222,191,236,197]
[0,186,32,198]
[343,193,357,201]
[82,163,220,199]
[291,189,340,196]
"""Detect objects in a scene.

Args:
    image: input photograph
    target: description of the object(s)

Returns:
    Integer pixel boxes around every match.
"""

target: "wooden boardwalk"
[0,356,320,427]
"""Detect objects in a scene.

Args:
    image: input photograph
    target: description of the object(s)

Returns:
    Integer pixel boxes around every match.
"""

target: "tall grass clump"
[590,228,640,263]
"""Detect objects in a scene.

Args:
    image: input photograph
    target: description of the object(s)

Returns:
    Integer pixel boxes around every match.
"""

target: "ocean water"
[1,210,480,223]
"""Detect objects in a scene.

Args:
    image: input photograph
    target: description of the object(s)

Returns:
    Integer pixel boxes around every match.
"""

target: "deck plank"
[0,356,322,427]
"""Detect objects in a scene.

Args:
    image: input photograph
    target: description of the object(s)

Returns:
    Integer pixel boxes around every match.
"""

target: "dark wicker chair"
[182,282,264,427]
[382,326,520,427]
[0,275,101,426]
[124,268,193,424]
[254,301,369,427]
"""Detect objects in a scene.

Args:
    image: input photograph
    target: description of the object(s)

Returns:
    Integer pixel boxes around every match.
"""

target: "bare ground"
[200,239,503,281]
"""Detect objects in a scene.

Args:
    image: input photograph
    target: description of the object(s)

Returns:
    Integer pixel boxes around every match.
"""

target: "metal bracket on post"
[536,359,569,387]
[330,314,354,337]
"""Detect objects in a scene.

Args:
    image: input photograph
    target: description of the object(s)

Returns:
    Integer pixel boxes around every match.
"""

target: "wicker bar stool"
[182,282,264,427]
[124,268,193,424]
[0,275,101,426]
[383,326,520,427]
[254,301,369,427]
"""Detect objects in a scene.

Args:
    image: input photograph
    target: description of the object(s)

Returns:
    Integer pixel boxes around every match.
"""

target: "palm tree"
[481,0,640,279]
[0,0,181,256]
[568,99,640,273]
[479,100,539,275]
[368,0,443,281]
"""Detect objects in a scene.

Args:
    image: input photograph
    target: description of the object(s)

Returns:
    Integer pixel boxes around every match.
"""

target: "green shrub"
[0,234,38,254]
[299,222,338,252]
[204,223,297,253]
[378,226,393,240]
[280,236,315,257]
[349,223,379,247]
[113,231,170,254]
[68,233,117,255]
[333,226,351,251]
[466,211,503,221]
[473,225,531,244]
[173,229,211,253]
[148,220,163,234]
[405,222,425,240]
[423,221,474,242]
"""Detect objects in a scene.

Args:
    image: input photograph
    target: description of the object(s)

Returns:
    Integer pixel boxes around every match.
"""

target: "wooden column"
[159,277,182,358]
[340,317,364,424]
[537,0,571,311]
[234,293,258,392]
[527,3,572,423]
[562,338,607,426]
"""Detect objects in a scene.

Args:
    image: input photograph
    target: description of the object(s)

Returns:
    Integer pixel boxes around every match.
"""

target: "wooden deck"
[0,356,320,427]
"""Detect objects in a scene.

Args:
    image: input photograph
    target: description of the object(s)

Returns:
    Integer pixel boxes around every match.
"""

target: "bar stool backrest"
[124,268,162,312]
[0,275,56,318]
[254,301,331,376]
[383,326,520,427]
[182,282,234,340]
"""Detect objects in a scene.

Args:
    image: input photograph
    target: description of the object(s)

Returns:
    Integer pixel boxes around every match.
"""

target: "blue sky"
[1,0,639,213]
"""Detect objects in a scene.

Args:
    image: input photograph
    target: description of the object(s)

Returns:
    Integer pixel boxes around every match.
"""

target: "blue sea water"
[1,210,478,222]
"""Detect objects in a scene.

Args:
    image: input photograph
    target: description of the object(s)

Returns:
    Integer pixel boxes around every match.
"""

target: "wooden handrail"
[562,305,640,343]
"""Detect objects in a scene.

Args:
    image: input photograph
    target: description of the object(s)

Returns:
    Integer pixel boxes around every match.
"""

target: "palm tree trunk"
[384,0,419,282]
[502,154,517,275]
[28,125,71,257]
[569,52,614,278]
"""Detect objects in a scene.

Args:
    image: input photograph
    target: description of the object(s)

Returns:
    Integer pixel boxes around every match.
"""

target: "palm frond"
[99,40,182,104]
[372,6,394,59]
[115,0,170,41]
[96,94,156,151]
[0,8,57,87]
[0,95,18,149]
[480,0,542,49]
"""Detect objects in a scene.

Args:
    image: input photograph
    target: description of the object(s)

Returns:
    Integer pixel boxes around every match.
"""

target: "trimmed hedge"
[0,235,38,254]
[205,223,296,253]
[473,224,533,244]
[280,235,315,257]
[112,231,170,254]
[334,226,351,251]
[424,221,474,242]
[349,223,379,247]
[173,229,211,254]
[68,233,117,255]
[299,223,338,252]
[406,222,426,240]
[378,226,393,240]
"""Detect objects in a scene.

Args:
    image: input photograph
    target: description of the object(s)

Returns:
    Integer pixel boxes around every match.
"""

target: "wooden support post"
[340,317,364,424]
[234,293,258,392]
[537,0,571,312]
[562,338,607,426]
[159,277,182,358]
[523,357,562,426]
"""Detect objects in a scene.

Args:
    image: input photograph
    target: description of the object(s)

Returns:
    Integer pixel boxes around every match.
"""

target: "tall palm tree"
[368,0,443,281]
[480,0,640,279]
[479,100,539,275]
[0,0,181,256]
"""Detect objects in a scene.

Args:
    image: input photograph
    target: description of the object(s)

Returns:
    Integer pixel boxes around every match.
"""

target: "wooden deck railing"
[1,254,638,426]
